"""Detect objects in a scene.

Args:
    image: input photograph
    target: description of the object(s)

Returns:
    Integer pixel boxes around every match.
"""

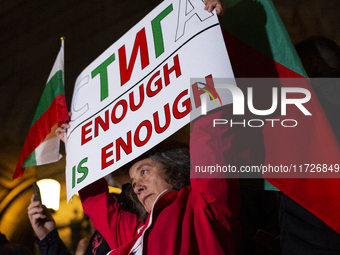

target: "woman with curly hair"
[68,105,240,255]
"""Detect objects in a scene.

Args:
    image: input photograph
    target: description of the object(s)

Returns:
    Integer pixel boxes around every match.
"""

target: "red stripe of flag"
[223,29,340,233]
[13,94,68,179]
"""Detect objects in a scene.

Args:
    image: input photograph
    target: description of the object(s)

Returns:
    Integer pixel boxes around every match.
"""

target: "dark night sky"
[1,0,339,148]
[0,0,339,183]
[0,0,162,148]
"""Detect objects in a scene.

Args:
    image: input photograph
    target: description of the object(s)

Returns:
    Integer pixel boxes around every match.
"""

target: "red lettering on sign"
[111,99,128,124]
[119,28,150,86]
[173,90,191,119]
[163,55,181,86]
[116,131,132,161]
[101,143,114,170]
[146,71,162,97]
[95,110,109,137]
[81,121,93,145]
[153,103,171,133]
[129,84,145,111]
[134,120,152,147]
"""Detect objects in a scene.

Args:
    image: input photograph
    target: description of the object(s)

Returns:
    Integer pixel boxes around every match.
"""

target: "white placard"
[66,0,235,200]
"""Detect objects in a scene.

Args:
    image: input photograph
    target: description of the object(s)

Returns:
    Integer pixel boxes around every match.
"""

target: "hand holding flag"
[13,38,69,179]
[55,123,70,144]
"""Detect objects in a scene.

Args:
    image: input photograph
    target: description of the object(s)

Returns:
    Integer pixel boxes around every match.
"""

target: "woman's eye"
[132,182,136,188]
[141,170,147,175]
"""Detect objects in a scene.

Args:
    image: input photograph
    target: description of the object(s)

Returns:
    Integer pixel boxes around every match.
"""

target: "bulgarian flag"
[220,0,340,232]
[13,39,69,179]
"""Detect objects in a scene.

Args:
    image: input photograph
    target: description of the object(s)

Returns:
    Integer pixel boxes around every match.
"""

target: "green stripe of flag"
[22,150,36,167]
[31,70,65,126]
[220,0,307,77]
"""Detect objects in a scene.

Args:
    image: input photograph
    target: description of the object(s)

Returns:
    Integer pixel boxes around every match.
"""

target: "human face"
[129,158,173,212]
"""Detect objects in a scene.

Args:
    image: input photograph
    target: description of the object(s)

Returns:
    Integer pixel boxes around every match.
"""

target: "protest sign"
[66,0,235,200]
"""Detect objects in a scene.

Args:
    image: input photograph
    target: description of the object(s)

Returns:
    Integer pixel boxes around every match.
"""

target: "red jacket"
[80,177,239,255]
[79,109,240,255]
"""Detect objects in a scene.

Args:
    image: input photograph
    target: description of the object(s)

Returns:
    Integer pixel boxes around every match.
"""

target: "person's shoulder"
[0,243,33,255]
[85,230,111,255]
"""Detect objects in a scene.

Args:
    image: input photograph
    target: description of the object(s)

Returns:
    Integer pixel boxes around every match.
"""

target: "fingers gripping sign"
[203,0,226,16]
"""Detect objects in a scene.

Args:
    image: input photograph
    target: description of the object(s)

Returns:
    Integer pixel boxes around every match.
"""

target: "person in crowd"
[0,232,32,255]
[278,36,340,254]
[27,194,110,255]
[27,174,134,255]
[56,104,241,255]
[54,1,239,253]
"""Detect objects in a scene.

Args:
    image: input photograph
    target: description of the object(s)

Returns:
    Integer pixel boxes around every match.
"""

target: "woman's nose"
[134,182,146,195]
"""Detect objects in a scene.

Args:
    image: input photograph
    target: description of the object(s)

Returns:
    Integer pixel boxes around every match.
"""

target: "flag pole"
[61,37,65,85]
[61,36,65,48]
[13,36,70,179]
[60,37,68,152]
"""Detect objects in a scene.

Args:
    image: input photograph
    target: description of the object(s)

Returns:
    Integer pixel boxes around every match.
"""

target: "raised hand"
[203,0,226,16]
[27,194,57,240]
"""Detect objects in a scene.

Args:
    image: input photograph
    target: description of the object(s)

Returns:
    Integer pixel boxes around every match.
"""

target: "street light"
[36,179,61,211]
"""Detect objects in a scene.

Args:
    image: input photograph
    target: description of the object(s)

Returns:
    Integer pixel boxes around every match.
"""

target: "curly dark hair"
[121,140,191,221]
